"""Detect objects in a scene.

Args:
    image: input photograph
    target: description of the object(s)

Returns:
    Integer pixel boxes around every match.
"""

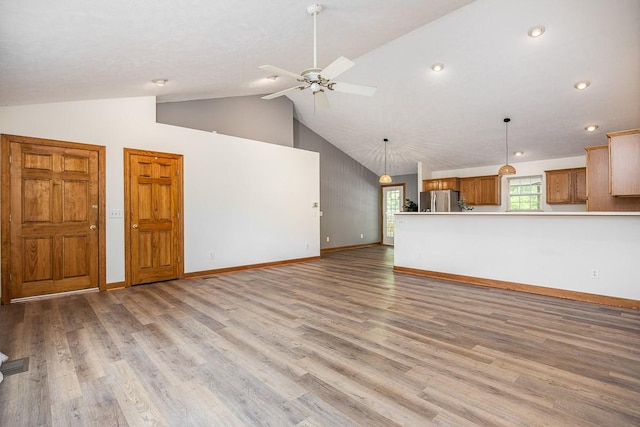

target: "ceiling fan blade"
[331,81,377,96]
[320,56,355,81]
[261,85,306,100]
[314,90,330,110]
[259,65,303,81]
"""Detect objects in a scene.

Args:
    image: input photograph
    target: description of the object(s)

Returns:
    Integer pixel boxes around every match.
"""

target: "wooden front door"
[1,135,105,303]
[124,149,183,286]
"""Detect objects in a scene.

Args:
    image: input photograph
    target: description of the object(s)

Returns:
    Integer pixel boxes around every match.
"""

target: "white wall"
[429,156,587,212]
[395,212,640,301]
[0,97,320,287]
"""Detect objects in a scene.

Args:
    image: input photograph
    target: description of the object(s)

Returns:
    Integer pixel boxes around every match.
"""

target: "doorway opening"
[380,184,405,246]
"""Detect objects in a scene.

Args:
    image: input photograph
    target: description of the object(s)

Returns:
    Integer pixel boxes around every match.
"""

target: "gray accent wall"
[156,95,294,147]
[294,120,381,249]
[390,174,419,206]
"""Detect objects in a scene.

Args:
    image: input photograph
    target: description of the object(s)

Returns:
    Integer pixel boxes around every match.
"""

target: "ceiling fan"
[259,3,376,110]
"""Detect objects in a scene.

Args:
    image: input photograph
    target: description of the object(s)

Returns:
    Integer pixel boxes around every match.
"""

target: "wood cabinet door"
[573,168,587,203]
[546,170,571,203]
[587,146,614,211]
[609,131,640,196]
[8,141,100,299]
[422,179,440,192]
[586,145,640,211]
[477,176,500,205]
[459,178,477,205]
[126,150,183,285]
[440,177,460,191]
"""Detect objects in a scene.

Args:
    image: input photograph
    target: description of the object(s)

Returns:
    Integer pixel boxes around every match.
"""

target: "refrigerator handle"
[431,193,436,212]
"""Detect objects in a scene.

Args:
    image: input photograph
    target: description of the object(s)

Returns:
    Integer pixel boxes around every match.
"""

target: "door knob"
[132,224,138,229]
[89,225,97,230]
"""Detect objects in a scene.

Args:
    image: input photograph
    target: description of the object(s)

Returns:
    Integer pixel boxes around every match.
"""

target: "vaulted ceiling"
[1,0,639,175]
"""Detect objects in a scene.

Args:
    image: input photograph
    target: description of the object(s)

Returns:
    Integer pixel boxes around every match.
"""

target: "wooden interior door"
[1,135,105,302]
[125,149,183,286]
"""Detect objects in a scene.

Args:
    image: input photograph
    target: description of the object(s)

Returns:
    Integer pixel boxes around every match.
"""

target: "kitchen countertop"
[393,209,640,303]
[396,211,640,217]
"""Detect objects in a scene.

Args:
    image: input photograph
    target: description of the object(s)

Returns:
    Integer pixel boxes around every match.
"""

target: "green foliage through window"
[508,176,542,211]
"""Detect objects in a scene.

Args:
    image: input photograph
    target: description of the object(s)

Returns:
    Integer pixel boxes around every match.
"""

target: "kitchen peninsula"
[393,212,640,308]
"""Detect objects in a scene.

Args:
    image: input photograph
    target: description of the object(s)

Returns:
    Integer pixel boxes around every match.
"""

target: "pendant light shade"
[379,138,392,183]
[497,118,516,176]
[498,163,516,176]
[379,174,392,184]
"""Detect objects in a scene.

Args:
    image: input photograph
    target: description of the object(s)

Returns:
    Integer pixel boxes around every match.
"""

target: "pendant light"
[379,138,392,183]
[497,118,516,176]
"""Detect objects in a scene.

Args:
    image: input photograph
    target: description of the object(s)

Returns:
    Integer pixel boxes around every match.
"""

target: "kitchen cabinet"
[422,177,459,192]
[459,178,477,205]
[585,145,640,211]
[545,168,586,204]
[609,129,640,196]
[459,175,501,205]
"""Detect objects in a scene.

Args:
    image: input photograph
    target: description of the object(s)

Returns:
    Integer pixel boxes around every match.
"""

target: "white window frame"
[507,175,543,212]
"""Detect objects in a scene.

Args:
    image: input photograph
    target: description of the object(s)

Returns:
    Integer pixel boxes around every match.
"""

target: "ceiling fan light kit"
[259,3,377,110]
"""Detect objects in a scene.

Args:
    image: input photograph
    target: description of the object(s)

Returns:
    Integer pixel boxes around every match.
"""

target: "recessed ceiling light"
[574,80,590,90]
[267,75,278,81]
[585,124,599,132]
[152,79,168,87]
[514,151,524,156]
[528,26,545,38]
[431,63,444,72]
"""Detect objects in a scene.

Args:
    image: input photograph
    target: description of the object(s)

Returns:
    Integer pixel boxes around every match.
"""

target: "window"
[508,175,542,211]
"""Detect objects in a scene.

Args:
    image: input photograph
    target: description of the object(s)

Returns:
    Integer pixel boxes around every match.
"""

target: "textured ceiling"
[1,0,639,175]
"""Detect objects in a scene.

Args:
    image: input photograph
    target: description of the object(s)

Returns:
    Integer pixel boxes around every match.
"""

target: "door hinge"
[9,273,12,282]
[8,155,11,163]
[9,214,11,222]
[177,256,181,263]
[176,169,180,176]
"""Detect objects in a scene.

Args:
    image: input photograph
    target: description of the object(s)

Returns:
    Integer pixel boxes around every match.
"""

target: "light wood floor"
[1,246,639,426]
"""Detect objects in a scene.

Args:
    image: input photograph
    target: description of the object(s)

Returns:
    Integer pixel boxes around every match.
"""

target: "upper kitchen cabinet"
[585,145,640,211]
[545,167,586,204]
[422,177,459,192]
[459,175,500,205]
[609,129,640,196]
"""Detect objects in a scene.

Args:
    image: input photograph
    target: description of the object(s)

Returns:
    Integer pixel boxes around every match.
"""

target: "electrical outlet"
[108,209,123,218]
[326,236,330,242]
[360,234,364,239]
[209,252,215,260]
[591,268,599,279]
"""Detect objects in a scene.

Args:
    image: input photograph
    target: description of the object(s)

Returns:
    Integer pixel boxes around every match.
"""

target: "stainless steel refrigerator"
[419,190,461,212]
